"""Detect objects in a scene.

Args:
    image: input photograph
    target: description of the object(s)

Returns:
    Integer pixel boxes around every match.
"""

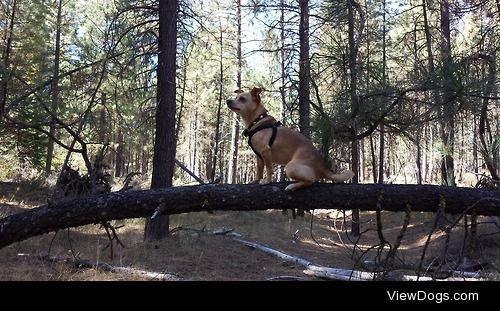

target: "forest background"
[0,0,498,194]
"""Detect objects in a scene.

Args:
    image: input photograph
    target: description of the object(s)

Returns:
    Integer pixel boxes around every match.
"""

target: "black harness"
[243,114,282,160]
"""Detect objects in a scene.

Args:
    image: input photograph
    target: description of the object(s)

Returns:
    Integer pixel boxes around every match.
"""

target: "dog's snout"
[226,99,233,106]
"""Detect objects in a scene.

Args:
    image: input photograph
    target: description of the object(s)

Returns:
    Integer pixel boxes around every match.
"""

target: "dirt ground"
[1,181,499,281]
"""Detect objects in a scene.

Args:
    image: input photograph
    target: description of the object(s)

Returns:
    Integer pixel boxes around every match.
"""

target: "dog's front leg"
[251,156,264,184]
[259,149,273,184]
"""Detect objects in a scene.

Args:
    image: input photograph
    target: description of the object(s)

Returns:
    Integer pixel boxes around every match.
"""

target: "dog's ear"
[250,87,262,96]
[234,89,244,94]
[251,88,263,105]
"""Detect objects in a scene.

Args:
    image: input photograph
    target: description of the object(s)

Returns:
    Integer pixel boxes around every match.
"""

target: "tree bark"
[115,131,125,177]
[210,20,224,183]
[348,0,360,236]
[175,48,189,142]
[98,93,108,144]
[378,124,385,184]
[17,253,181,281]
[298,0,310,139]
[472,53,499,181]
[144,0,178,240]
[378,0,387,185]
[439,0,456,186]
[369,135,377,183]
[0,0,17,118]
[1,183,499,249]
[227,0,242,184]
[278,0,288,182]
[45,0,63,175]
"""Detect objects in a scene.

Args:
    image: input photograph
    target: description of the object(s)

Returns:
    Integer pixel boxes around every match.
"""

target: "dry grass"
[1,182,500,281]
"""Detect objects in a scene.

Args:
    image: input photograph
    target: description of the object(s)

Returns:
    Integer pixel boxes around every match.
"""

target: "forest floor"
[1,181,500,281]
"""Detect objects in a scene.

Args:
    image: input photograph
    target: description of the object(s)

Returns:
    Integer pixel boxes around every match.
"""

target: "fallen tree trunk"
[17,253,181,281]
[233,236,482,281]
[0,183,499,249]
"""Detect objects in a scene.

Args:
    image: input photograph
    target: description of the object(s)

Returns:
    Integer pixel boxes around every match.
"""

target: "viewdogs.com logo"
[387,291,478,303]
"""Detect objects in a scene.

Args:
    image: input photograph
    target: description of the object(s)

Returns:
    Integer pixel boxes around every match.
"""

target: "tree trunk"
[98,93,107,144]
[278,0,287,182]
[369,135,377,183]
[422,0,440,182]
[144,0,178,241]
[0,0,16,118]
[141,148,148,174]
[378,0,387,185]
[415,136,423,184]
[298,0,310,139]
[472,114,478,174]
[45,0,63,175]
[175,49,189,142]
[193,109,198,178]
[115,131,124,177]
[1,183,499,249]
[378,124,384,184]
[366,2,376,185]
[360,139,366,182]
[478,54,499,180]
[439,0,456,186]
[227,0,242,184]
[348,0,360,236]
[210,21,224,183]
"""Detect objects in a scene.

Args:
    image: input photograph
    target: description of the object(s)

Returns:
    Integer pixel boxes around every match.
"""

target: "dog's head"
[226,87,265,122]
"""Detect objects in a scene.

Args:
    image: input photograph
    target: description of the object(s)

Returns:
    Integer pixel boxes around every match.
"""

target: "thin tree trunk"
[365,0,375,184]
[348,0,360,235]
[422,0,441,184]
[278,0,287,182]
[429,123,435,182]
[412,12,422,184]
[298,0,310,139]
[472,114,478,174]
[210,21,224,183]
[141,149,148,174]
[0,0,16,118]
[227,0,242,184]
[423,122,428,181]
[115,131,124,177]
[495,116,499,177]
[175,50,189,142]
[416,136,423,184]
[378,0,387,185]
[144,0,178,241]
[45,0,63,175]
[478,55,499,180]
[369,135,377,183]
[439,0,455,186]
[98,93,107,143]
[378,124,384,184]
[193,109,198,178]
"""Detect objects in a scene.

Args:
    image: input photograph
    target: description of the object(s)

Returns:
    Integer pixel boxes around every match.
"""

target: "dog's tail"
[323,169,355,183]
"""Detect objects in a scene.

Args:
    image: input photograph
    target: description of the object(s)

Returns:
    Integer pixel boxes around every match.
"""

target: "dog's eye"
[239,97,246,102]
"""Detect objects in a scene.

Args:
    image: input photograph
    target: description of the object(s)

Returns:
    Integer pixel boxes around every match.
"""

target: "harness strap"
[243,121,282,160]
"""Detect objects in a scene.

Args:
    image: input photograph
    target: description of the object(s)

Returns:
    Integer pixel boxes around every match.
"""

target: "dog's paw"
[284,184,295,192]
[259,179,271,185]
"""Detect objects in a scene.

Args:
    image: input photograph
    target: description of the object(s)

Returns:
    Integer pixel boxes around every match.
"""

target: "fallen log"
[232,237,483,281]
[17,253,181,280]
[0,183,499,249]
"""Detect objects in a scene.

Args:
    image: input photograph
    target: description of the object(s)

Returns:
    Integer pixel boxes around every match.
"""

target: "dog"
[226,87,354,191]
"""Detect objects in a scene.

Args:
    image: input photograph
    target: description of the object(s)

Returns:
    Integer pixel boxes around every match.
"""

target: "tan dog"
[226,87,354,191]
